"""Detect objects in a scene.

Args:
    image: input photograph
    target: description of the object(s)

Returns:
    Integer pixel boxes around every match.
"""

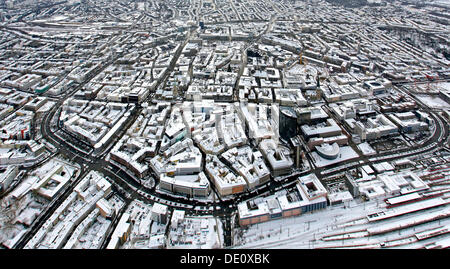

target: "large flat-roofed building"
[274,88,308,107]
[31,164,72,200]
[238,174,328,226]
[301,118,342,139]
[259,139,293,177]
[320,84,360,102]
[363,80,387,95]
[315,142,341,160]
[277,193,302,218]
[301,116,349,151]
[185,85,233,101]
[238,200,270,226]
[329,99,376,120]
[355,171,429,200]
[295,106,330,125]
[10,74,42,90]
[388,111,429,133]
[159,172,210,198]
[353,114,398,141]
[24,97,47,112]
[297,174,328,207]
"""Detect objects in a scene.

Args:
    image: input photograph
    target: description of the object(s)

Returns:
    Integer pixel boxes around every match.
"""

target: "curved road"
[16,13,448,246]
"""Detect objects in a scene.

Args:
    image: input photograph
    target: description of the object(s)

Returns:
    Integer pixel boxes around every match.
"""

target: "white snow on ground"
[14,207,41,226]
[426,236,450,249]
[233,195,450,249]
[437,82,450,90]
[416,95,450,109]
[322,231,369,241]
[233,199,381,248]
[37,101,56,113]
[366,207,450,235]
[2,230,27,249]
